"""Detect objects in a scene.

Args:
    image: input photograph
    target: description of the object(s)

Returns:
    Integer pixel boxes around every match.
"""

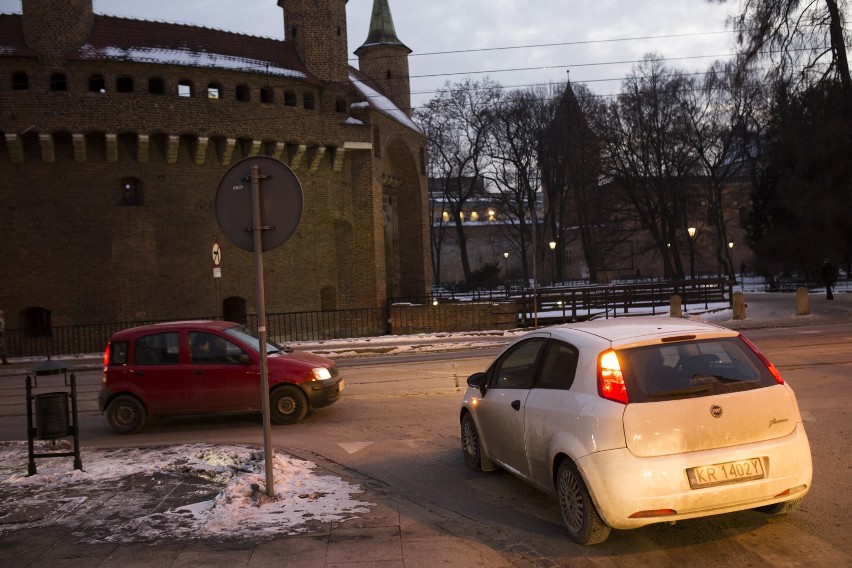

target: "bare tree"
[593,56,700,279]
[416,79,500,285]
[484,87,558,285]
[710,0,850,96]
[682,61,768,276]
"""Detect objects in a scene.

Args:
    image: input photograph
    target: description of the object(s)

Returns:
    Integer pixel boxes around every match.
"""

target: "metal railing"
[4,278,733,358]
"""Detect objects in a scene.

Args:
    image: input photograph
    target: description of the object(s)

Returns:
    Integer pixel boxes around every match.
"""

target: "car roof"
[109,320,240,340]
[546,316,736,344]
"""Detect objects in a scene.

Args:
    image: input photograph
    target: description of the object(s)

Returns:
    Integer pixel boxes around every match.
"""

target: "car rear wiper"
[691,374,759,385]
[647,384,712,398]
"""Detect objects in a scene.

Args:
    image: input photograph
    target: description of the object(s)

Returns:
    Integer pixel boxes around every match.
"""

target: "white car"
[459,317,812,544]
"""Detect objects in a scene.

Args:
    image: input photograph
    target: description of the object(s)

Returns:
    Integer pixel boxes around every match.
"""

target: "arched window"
[24,307,52,338]
[260,87,273,104]
[178,80,193,98]
[207,82,222,99]
[116,76,133,92]
[223,297,247,325]
[148,77,165,94]
[303,92,315,110]
[284,89,297,106]
[88,74,105,93]
[49,73,67,91]
[119,177,143,206]
[11,71,28,90]
[236,84,251,102]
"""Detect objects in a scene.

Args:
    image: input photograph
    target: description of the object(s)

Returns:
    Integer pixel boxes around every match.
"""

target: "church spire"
[356,0,410,54]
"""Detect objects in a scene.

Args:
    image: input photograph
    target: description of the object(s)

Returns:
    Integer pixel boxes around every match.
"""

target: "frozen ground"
[0,441,371,542]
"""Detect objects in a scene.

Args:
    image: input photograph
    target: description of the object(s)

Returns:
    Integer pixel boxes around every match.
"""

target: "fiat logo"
[710,405,723,418]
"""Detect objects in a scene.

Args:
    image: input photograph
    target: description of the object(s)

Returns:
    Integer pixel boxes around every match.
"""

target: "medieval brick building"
[0,0,430,332]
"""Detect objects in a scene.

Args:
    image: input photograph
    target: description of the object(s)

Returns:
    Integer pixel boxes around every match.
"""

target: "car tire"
[755,498,802,516]
[556,460,611,545]
[106,395,146,435]
[461,412,484,471]
[270,385,308,425]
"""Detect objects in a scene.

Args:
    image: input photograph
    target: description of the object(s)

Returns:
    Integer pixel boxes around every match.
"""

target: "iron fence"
[4,278,734,358]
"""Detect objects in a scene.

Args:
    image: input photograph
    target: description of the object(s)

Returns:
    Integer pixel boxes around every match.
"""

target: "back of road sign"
[215,156,303,252]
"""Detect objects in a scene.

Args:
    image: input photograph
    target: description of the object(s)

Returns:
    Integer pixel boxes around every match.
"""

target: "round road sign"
[212,240,222,266]
[215,156,303,252]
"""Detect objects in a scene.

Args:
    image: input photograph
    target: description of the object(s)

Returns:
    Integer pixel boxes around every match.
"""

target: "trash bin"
[34,392,70,439]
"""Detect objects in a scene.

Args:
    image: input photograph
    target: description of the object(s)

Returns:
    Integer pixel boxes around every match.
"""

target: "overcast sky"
[1,0,739,108]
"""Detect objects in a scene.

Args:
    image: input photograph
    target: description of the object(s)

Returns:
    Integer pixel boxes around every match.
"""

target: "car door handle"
[132,371,144,376]
[193,370,204,376]
[511,400,521,411]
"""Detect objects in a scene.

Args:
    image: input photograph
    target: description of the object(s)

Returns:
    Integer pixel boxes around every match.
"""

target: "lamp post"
[687,227,696,280]
[549,240,557,284]
[503,252,510,297]
[728,241,734,278]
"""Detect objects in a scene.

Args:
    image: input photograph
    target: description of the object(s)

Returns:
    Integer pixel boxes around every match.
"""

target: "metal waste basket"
[34,392,71,439]
[25,359,82,475]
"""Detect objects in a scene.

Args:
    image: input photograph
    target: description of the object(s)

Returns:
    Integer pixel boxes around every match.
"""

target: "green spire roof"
[356,0,410,54]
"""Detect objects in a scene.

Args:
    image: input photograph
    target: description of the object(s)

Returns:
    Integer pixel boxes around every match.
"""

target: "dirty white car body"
[459,317,812,544]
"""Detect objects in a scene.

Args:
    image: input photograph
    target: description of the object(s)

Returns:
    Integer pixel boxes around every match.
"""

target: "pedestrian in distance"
[820,258,838,300]
[0,310,7,364]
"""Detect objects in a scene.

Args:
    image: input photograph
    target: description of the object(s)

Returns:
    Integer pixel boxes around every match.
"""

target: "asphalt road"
[0,322,849,566]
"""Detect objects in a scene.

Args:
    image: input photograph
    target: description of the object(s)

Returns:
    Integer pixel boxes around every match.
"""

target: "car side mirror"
[467,372,487,397]
[239,354,252,365]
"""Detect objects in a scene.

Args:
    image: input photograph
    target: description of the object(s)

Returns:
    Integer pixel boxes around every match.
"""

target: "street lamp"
[503,252,510,296]
[549,241,557,284]
[687,227,696,279]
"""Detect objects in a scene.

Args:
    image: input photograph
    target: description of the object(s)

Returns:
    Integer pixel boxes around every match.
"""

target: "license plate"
[687,457,765,489]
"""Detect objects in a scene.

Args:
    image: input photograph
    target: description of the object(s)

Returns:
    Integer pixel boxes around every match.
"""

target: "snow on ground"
[0,441,372,542]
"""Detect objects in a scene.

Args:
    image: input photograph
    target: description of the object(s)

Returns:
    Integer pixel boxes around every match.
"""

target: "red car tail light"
[103,342,111,368]
[598,349,629,404]
[739,334,784,384]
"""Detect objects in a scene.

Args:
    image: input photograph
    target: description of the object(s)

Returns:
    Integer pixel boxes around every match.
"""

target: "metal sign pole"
[250,164,275,498]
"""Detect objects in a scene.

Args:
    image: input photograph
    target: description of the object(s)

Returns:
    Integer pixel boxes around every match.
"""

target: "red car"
[98,320,344,434]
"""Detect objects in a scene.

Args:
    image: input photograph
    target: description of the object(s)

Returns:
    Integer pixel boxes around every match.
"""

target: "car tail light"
[598,349,629,404]
[739,334,784,384]
[103,342,111,368]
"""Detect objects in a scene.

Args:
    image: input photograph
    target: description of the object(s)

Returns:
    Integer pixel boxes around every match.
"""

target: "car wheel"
[556,460,611,545]
[461,412,484,471]
[755,498,802,516]
[270,385,308,425]
[106,395,146,435]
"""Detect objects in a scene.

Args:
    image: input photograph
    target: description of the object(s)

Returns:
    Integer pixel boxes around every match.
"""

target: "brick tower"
[22,0,94,67]
[278,0,349,84]
[355,0,412,114]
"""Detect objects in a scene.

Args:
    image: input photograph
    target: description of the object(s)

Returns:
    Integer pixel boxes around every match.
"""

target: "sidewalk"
[0,443,514,568]
[1,291,849,567]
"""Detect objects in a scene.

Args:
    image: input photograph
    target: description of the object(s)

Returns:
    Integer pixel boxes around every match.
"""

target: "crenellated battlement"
[1,130,367,172]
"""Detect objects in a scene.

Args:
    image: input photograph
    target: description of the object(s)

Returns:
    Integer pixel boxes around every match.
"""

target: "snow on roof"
[349,72,422,133]
[77,44,307,78]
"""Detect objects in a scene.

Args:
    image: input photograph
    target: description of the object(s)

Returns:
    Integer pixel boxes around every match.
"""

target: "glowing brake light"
[739,334,784,384]
[103,343,111,368]
[598,349,629,404]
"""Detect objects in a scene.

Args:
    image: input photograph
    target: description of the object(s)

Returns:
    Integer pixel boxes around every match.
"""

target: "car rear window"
[134,332,180,365]
[109,341,129,365]
[617,337,779,403]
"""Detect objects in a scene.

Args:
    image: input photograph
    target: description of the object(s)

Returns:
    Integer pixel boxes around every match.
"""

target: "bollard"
[669,295,682,318]
[796,287,810,316]
[732,292,747,320]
